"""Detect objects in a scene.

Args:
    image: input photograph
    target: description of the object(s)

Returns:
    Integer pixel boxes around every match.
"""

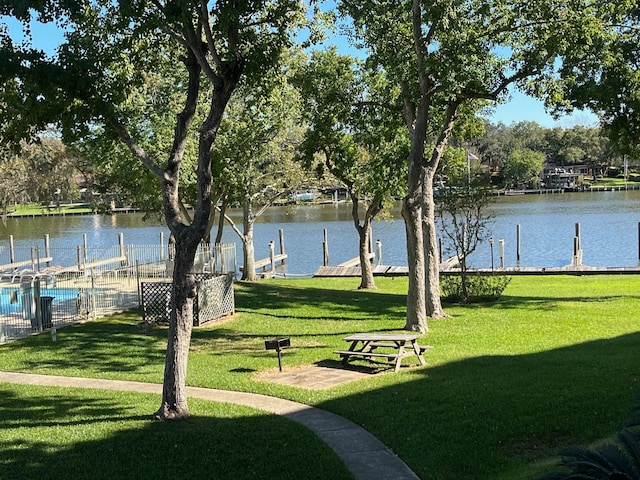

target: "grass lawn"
[0,384,351,480]
[588,177,640,188]
[1,275,640,479]
[7,203,93,216]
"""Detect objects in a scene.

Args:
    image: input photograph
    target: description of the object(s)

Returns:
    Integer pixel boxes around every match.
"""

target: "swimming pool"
[0,287,84,315]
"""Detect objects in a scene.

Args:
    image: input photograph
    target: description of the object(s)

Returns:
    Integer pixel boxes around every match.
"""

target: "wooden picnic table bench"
[335,333,431,373]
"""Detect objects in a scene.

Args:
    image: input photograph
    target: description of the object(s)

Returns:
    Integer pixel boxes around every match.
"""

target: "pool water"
[0,287,84,315]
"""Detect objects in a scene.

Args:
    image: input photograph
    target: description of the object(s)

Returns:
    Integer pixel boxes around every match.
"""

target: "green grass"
[7,203,93,216]
[0,384,352,480]
[2,275,640,479]
[588,176,640,188]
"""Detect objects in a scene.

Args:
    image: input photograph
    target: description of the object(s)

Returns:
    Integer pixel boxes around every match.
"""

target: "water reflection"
[1,189,639,275]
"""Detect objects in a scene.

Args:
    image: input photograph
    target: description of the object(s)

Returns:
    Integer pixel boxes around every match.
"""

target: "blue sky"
[4,15,599,129]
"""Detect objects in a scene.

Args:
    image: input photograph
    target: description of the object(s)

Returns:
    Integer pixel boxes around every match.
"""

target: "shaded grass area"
[1,275,640,479]
[0,383,352,480]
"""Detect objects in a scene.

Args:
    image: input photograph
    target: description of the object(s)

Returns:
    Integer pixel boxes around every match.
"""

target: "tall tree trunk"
[402,90,429,332]
[215,197,228,245]
[154,232,199,420]
[423,166,446,318]
[351,193,382,290]
[241,201,257,281]
[420,104,459,319]
[357,220,376,290]
[402,192,428,332]
[153,49,241,420]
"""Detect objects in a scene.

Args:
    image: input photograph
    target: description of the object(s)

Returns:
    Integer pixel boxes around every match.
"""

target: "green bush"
[440,274,511,303]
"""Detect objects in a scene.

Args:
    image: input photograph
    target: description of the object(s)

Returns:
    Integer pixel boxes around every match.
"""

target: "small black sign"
[264,337,291,350]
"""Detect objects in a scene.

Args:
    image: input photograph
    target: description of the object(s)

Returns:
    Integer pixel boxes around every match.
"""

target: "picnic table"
[335,333,430,373]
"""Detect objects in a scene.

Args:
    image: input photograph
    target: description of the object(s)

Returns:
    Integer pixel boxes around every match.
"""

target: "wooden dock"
[313,265,640,277]
[240,230,288,277]
[314,265,406,277]
[0,257,53,271]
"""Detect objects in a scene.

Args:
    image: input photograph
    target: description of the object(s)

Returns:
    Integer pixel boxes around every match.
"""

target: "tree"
[69,58,200,215]
[1,0,304,420]
[474,122,620,185]
[436,146,496,302]
[294,48,407,289]
[211,72,307,281]
[0,136,80,215]
[557,3,640,156]
[502,148,545,189]
[23,136,80,206]
[472,121,512,180]
[0,145,29,216]
[437,188,494,301]
[339,0,603,332]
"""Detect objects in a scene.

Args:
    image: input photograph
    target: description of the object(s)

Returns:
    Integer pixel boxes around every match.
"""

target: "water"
[2,190,640,276]
[483,190,640,269]
[0,287,83,314]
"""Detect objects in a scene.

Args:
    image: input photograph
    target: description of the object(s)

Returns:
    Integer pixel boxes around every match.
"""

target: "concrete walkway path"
[0,371,420,480]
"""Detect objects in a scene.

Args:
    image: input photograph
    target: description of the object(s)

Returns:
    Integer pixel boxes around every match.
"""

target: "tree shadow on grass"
[497,292,640,308]
[0,387,353,480]
[1,316,167,380]
[318,331,640,480]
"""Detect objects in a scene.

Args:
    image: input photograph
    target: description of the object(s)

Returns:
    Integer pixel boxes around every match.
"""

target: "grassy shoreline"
[1,275,640,479]
[4,180,639,218]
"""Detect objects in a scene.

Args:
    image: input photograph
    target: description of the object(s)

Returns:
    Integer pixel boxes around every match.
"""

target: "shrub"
[440,274,511,303]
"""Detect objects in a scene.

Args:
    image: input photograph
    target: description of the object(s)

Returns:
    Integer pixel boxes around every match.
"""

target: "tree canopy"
[336,0,624,331]
[1,0,306,420]
[557,1,640,155]
[295,47,407,288]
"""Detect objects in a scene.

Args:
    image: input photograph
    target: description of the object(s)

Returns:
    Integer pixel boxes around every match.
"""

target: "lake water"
[2,189,640,276]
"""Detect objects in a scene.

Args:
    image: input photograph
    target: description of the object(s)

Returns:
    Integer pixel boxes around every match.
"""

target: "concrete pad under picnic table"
[258,362,379,389]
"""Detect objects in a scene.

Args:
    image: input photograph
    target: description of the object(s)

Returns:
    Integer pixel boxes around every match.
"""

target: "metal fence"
[0,241,237,279]
[0,242,237,343]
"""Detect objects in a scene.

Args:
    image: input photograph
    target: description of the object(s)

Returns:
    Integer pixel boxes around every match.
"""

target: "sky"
[3,15,600,129]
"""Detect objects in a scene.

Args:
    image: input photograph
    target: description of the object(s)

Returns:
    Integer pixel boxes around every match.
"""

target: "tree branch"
[216,205,245,240]
[427,101,461,168]
[106,116,164,178]
[183,13,219,85]
[199,0,224,74]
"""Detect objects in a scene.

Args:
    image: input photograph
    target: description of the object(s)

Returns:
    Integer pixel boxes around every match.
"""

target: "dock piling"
[269,241,275,274]
[279,229,286,264]
[573,222,583,267]
[516,225,521,268]
[9,235,14,264]
[323,229,329,266]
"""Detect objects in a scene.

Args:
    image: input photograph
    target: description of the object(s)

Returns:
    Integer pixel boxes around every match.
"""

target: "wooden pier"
[314,264,640,277]
[240,229,288,277]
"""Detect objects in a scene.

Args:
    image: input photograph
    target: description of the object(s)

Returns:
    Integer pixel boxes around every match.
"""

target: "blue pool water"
[0,287,83,315]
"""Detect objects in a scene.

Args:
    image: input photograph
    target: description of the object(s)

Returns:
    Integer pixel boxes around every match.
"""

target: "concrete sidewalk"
[0,371,420,480]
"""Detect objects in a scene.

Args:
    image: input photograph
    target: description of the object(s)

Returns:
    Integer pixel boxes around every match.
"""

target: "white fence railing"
[0,243,237,343]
